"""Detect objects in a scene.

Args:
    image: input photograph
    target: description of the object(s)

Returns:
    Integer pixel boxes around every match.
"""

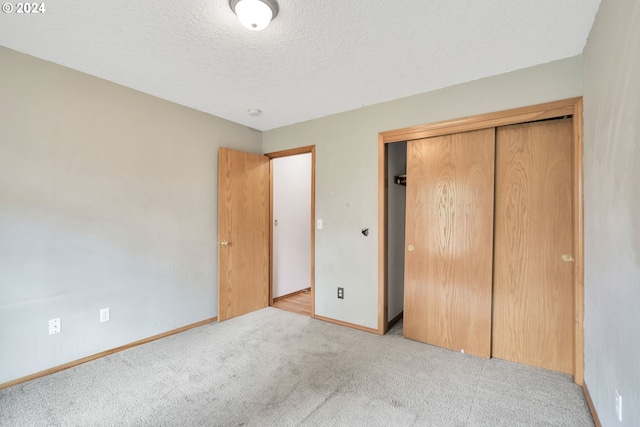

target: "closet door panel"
[493,119,574,374]
[404,128,495,358]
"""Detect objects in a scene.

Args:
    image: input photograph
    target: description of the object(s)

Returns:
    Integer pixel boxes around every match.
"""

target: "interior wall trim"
[265,145,316,318]
[380,98,579,143]
[266,145,316,159]
[377,97,584,384]
[583,381,602,427]
[314,314,378,334]
[388,311,403,329]
[0,317,217,391]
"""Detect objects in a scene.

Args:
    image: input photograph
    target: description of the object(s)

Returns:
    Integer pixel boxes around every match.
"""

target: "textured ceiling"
[0,0,601,131]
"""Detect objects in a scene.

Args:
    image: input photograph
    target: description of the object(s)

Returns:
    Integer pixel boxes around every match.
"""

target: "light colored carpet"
[0,307,594,426]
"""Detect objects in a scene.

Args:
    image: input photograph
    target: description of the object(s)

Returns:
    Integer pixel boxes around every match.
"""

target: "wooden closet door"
[404,128,495,358]
[493,119,574,374]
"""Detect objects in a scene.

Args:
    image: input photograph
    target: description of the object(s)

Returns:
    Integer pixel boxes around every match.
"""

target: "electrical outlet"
[100,308,110,323]
[48,318,61,335]
[337,287,344,299]
[615,388,622,422]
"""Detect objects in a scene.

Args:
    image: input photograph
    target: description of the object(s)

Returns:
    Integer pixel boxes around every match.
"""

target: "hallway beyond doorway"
[272,289,311,317]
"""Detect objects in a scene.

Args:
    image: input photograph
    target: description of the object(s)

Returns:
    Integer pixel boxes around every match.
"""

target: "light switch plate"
[615,388,622,422]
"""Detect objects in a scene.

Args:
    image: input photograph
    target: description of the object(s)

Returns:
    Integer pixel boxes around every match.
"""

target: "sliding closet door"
[493,119,574,374]
[404,128,495,358]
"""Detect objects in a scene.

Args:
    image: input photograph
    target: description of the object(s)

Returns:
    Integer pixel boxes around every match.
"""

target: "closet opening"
[377,98,584,384]
[386,141,407,333]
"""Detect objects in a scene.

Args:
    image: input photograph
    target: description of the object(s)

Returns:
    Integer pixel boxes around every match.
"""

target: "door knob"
[408,245,415,252]
[219,240,229,246]
[562,254,574,262]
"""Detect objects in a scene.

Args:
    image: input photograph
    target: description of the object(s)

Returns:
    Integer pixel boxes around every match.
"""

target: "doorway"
[377,98,585,383]
[266,146,316,317]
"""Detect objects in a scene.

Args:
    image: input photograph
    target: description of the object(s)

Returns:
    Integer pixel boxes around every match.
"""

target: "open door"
[218,147,269,321]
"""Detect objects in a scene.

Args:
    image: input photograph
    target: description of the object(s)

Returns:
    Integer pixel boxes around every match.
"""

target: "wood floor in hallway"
[272,289,311,316]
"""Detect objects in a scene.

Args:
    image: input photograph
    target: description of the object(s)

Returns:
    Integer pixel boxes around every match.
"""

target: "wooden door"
[218,148,269,321]
[404,128,495,358]
[492,119,574,374]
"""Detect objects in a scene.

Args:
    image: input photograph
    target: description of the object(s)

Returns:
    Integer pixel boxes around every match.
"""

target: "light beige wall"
[0,47,261,384]
[263,56,583,329]
[583,0,640,425]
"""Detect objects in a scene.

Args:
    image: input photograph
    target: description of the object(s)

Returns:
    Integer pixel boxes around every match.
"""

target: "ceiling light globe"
[234,0,273,31]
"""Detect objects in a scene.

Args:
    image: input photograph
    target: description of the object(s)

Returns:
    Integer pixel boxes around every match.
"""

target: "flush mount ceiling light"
[229,0,279,31]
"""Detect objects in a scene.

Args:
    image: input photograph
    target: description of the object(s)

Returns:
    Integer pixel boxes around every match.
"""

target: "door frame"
[377,97,584,384]
[265,145,316,318]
